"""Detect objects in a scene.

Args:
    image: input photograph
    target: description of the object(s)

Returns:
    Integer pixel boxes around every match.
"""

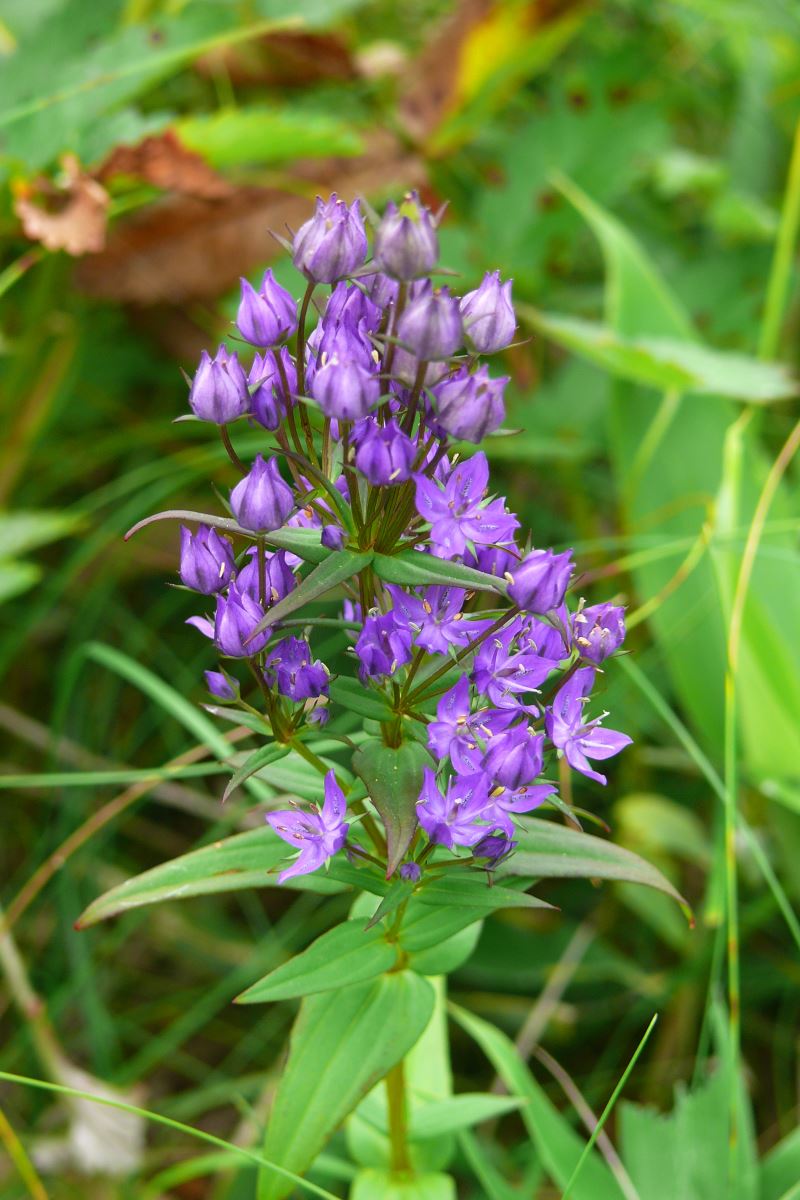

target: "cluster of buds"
[138,191,630,885]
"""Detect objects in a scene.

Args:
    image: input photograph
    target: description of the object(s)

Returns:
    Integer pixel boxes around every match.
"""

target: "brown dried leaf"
[197,30,357,87]
[96,130,232,200]
[398,0,492,143]
[75,132,424,305]
[14,155,109,256]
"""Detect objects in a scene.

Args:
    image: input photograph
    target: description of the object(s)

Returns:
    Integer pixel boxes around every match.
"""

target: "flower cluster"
[147,190,631,885]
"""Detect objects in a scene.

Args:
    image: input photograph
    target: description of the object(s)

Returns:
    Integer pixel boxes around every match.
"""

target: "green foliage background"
[1,0,799,1197]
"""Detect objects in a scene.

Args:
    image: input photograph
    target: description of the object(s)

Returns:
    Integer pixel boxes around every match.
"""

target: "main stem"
[385,1059,411,1174]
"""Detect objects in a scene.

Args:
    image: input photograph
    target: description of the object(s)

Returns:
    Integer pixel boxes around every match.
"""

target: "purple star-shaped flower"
[427,677,515,774]
[386,585,493,656]
[545,667,632,785]
[414,453,519,560]
[264,636,329,702]
[472,623,554,710]
[416,767,492,849]
[266,770,349,882]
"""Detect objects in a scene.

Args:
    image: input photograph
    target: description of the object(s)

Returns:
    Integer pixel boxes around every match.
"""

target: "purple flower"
[431,365,507,443]
[482,725,544,789]
[507,549,574,614]
[325,281,382,335]
[189,346,249,424]
[266,770,349,883]
[230,455,294,533]
[234,548,296,607]
[248,348,296,430]
[399,862,421,882]
[473,832,517,864]
[236,270,297,347]
[386,585,490,655]
[460,271,516,353]
[264,636,328,701]
[187,590,271,657]
[311,354,380,421]
[366,271,400,308]
[545,667,632,785]
[426,677,514,774]
[355,611,413,680]
[321,524,345,551]
[415,453,519,559]
[179,525,235,594]
[204,669,239,700]
[397,283,462,361]
[473,624,554,709]
[293,194,368,283]
[353,418,416,486]
[374,192,439,280]
[572,603,626,664]
[416,768,491,849]
[482,782,556,836]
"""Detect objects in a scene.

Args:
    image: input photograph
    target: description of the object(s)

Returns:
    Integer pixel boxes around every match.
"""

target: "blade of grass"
[0,764,227,788]
[561,1016,658,1200]
[0,1103,48,1200]
[0,1070,339,1200]
[759,117,800,359]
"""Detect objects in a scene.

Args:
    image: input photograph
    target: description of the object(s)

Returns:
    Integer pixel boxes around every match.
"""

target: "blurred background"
[1,0,799,1197]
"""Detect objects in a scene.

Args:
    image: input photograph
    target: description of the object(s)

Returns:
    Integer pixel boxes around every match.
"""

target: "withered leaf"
[75,131,424,305]
[96,130,232,200]
[14,155,109,257]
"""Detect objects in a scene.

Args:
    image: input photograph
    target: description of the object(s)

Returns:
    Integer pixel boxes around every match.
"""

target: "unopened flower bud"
[399,862,421,882]
[293,194,368,283]
[189,346,249,424]
[397,283,461,361]
[431,365,507,443]
[507,549,574,614]
[311,355,380,421]
[214,591,271,657]
[248,348,296,430]
[230,455,294,533]
[474,833,517,863]
[460,271,515,353]
[179,525,235,594]
[572,602,626,664]
[204,669,239,700]
[321,525,345,551]
[353,417,415,486]
[264,636,329,701]
[374,192,439,280]
[236,270,297,347]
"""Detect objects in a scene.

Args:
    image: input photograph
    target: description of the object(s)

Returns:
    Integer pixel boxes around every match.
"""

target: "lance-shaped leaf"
[352,738,433,877]
[416,874,554,912]
[236,919,397,1004]
[125,510,331,563]
[76,826,347,927]
[246,550,373,642]
[223,743,290,802]
[258,973,435,1200]
[523,308,799,402]
[373,551,507,596]
[502,821,690,917]
[328,676,394,722]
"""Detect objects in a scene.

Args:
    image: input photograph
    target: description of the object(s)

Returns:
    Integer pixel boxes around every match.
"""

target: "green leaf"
[0,560,40,603]
[450,1003,625,1200]
[328,677,394,722]
[407,923,483,975]
[235,920,397,1004]
[373,551,507,596]
[417,875,553,912]
[364,880,415,931]
[125,510,331,563]
[177,106,364,168]
[223,743,290,802]
[503,822,690,916]
[0,510,82,557]
[350,1170,455,1200]
[398,901,487,954]
[76,826,346,927]
[408,1094,527,1140]
[353,738,433,877]
[761,1128,800,1200]
[248,550,373,641]
[524,309,798,402]
[259,973,435,1200]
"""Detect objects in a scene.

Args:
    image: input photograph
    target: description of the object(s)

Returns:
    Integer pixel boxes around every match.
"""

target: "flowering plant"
[81,192,685,1200]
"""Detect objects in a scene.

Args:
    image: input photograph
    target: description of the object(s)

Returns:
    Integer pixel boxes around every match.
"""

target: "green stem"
[220,424,248,475]
[385,1060,411,1174]
[295,281,316,397]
